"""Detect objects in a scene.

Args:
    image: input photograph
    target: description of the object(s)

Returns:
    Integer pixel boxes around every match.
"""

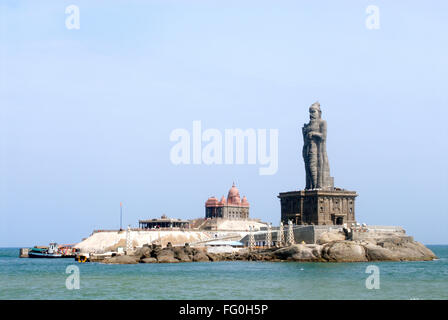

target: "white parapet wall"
[75,230,214,253]
[74,229,253,253]
[351,225,407,241]
[314,225,407,242]
[240,225,408,245]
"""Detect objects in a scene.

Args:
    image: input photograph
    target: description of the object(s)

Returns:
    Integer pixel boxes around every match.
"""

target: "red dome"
[205,197,219,207]
[219,196,226,205]
[241,196,249,207]
[227,183,241,205]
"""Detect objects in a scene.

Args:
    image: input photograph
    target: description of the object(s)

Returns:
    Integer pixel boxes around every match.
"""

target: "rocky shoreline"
[99,236,437,264]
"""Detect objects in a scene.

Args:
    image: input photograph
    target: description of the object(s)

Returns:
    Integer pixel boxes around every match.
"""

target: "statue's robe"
[302,119,332,190]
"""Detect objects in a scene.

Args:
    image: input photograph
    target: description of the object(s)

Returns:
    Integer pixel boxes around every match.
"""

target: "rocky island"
[74,102,436,265]
[99,234,436,264]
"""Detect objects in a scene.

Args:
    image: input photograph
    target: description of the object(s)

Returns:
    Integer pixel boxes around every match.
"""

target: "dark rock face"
[156,248,179,263]
[134,246,151,259]
[206,253,220,262]
[173,247,192,262]
[124,243,212,263]
[192,249,210,262]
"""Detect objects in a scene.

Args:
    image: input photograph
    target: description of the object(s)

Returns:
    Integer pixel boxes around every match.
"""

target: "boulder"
[267,239,436,262]
[317,231,346,244]
[206,253,221,262]
[273,245,301,260]
[157,255,179,263]
[193,253,210,262]
[233,253,246,261]
[273,244,322,262]
[103,255,139,264]
[411,242,437,260]
[134,246,152,259]
[183,243,194,255]
[223,253,234,261]
[322,241,368,262]
[290,248,322,261]
[173,247,192,262]
[247,253,262,261]
[193,249,211,262]
[363,242,400,261]
[262,254,273,261]
[156,248,179,263]
[311,246,323,259]
[140,257,158,263]
[376,236,411,248]
[152,243,162,250]
[383,241,437,261]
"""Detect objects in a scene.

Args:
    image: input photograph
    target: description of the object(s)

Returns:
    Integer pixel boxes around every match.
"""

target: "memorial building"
[205,183,249,220]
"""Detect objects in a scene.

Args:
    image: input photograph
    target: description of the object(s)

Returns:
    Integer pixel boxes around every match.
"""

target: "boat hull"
[28,252,63,258]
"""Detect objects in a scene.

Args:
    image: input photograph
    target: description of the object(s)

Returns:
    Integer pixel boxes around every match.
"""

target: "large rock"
[410,241,437,260]
[322,241,368,262]
[103,255,139,264]
[317,231,346,244]
[157,256,179,263]
[134,246,152,259]
[363,242,400,261]
[206,253,222,262]
[378,240,436,261]
[268,239,436,263]
[192,248,210,262]
[98,235,437,264]
[233,253,247,261]
[140,257,158,263]
[273,244,322,262]
[183,243,194,255]
[156,248,179,263]
[173,247,192,262]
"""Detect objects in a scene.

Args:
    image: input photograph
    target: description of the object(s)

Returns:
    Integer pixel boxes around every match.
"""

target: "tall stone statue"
[302,102,334,190]
[279,101,357,226]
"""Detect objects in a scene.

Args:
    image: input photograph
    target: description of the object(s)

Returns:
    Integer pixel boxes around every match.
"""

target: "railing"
[92,229,120,234]
[131,227,191,232]
[190,234,243,245]
[92,227,194,234]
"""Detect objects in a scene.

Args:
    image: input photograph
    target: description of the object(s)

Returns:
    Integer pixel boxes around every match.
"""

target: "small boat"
[28,243,64,258]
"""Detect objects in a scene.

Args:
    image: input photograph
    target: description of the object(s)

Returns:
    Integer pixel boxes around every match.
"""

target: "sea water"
[0,246,447,300]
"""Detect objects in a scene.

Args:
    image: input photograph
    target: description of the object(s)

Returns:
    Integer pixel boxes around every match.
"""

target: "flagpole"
[120,202,123,231]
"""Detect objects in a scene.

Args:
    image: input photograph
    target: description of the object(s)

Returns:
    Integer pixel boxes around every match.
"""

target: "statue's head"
[309,101,321,120]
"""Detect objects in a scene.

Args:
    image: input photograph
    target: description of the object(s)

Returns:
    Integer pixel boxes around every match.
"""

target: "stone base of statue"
[278,188,357,226]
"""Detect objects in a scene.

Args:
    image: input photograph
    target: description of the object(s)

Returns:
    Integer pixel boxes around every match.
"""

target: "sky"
[0,0,447,246]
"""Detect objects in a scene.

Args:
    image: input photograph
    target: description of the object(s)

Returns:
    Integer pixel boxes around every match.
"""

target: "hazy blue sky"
[1,0,447,246]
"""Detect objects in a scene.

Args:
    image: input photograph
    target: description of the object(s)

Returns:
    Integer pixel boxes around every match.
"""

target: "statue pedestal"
[278,189,358,226]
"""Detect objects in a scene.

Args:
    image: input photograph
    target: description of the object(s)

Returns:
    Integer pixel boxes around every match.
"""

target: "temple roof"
[205,183,250,208]
[227,182,241,205]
